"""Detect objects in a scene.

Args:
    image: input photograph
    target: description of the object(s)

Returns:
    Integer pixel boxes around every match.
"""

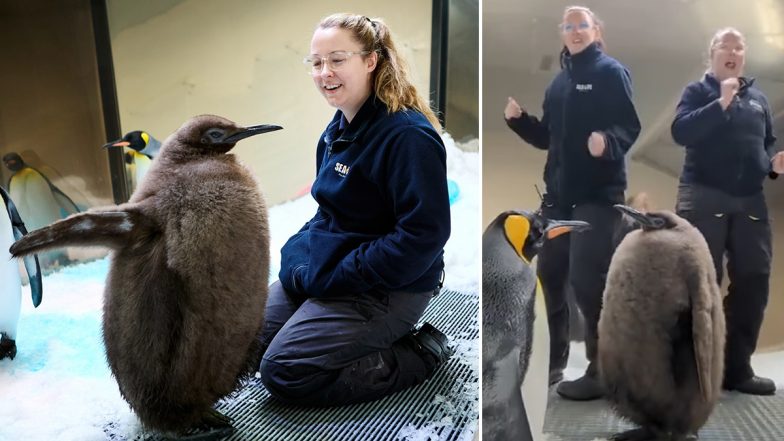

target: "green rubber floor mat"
[113,289,479,441]
[544,388,784,440]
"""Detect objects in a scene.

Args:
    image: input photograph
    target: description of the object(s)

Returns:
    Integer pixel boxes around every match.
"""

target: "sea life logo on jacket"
[748,99,764,113]
[335,162,350,178]
[575,83,593,92]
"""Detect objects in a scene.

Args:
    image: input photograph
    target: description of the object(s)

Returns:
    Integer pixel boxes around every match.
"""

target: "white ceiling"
[484,0,784,193]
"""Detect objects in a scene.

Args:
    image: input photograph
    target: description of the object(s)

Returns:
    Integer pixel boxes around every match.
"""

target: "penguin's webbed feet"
[0,333,17,360]
[167,410,234,441]
[610,427,696,441]
[202,409,233,429]
[609,427,657,441]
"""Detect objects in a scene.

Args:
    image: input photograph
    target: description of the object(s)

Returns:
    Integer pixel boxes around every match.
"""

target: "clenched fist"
[772,151,784,174]
[719,77,739,111]
[588,131,606,157]
[504,96,525,120]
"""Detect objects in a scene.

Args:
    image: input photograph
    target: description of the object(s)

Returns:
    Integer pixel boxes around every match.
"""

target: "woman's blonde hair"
[317,13,441,131]
[706,27,745,72]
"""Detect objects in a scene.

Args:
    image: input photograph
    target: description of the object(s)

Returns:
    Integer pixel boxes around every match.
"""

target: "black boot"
[409,322,454,376]
[724,375,776,396]
[556,366,603,401]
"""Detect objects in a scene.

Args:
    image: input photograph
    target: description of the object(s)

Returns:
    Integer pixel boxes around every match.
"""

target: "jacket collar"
[324,94,385,146]
[562,42,602,71]
[704,73,755,92]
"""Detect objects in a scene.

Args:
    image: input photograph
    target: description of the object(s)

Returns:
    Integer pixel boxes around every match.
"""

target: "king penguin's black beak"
[224,124,283,143]
[543,219,592,240]
[614,204,666,230]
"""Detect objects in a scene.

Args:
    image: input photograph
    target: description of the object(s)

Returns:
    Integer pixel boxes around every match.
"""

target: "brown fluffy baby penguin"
[598,206,725,441]
[10,115,281,438]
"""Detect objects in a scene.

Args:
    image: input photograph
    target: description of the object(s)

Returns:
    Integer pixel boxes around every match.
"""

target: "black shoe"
[556,373,604,400]
[724,376,776,396]
[411,322,454,366]
[549,368,564,386]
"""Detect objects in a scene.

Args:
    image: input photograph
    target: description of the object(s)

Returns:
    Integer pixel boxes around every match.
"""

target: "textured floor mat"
[544,388,784,440]
[111,289,479,441]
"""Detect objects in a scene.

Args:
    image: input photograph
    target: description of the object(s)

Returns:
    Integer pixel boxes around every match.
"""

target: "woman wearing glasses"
[258,13,452,406]
[503,5,640,401]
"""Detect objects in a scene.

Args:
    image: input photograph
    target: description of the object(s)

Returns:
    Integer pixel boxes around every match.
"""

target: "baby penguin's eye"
[209,131,222,139]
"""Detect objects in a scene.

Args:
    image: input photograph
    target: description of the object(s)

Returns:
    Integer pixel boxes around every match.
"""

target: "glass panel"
[445,0,479,143]
[0,0,113,270]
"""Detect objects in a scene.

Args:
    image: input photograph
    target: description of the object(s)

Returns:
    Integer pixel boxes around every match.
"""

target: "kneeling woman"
[258,13,453,406]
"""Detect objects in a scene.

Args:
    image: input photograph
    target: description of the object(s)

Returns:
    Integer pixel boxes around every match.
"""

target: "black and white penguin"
[599,205,725,441]
[3,152,80,269]
[0,186,42,360]
[104,130,162,193]
[483,210,590,441]
[10,115,281,439]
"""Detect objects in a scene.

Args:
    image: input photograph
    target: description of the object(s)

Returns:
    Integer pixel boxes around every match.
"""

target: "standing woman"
[672,27,784,395]
[258,13,453,406]
[504,5,641,400]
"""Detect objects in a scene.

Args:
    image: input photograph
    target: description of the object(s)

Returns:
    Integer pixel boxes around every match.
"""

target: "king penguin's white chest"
[0,207,22,337]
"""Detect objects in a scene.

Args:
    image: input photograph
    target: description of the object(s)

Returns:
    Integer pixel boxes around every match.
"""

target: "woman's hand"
[772,151,784,174]
[504,96,525,119]
[719,77,739,111]
[587,131,607,157]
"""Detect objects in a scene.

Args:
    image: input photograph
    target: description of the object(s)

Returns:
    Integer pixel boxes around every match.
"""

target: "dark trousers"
[258,281,436,406]
[567,203,621,373]
[537,199,573,373]
[677,185,772,384]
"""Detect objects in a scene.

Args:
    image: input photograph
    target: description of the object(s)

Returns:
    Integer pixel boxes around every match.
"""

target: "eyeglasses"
[303,50,370,75]
[559,22,592,33]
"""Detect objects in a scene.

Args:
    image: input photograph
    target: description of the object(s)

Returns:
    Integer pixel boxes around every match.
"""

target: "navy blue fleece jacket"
[278,95,451,297]
[505,43,641,205]
[671,74,778,196]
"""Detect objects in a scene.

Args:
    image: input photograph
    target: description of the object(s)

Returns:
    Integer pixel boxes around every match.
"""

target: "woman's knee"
[258,357,330,404]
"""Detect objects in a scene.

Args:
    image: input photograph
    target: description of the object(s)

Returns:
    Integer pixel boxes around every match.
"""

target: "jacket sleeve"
[301,126,451,295]
[671,82,730,146]
[505,92,550,150]
[758,94,779,180]
[598,65,641,161]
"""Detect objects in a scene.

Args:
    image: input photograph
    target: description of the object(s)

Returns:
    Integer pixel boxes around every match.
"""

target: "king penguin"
[3,152,80,269]
[483,210,590,441]
[599,205,725,441]
[0,186,43,360]
[3,152,81,221]
[10,115,281,439]
[104,130,161,194]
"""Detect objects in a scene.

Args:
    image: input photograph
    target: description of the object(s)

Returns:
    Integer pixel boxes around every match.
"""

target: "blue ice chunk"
[448,179,460,205]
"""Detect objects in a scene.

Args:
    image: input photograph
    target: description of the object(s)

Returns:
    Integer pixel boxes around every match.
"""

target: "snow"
[0,133,479,441]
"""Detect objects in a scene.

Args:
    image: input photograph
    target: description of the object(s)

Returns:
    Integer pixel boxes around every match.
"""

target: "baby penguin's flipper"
[688,261,722,402]
[9,209,153,258]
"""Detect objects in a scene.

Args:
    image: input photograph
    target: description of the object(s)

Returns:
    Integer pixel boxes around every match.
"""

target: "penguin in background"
[3,152,81,219]
[0,186,43,360]
[104,130,162,194]
[11,115,281,439]
[3,152,80,269]
[483,210,590,441]
[599,205,725,441]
